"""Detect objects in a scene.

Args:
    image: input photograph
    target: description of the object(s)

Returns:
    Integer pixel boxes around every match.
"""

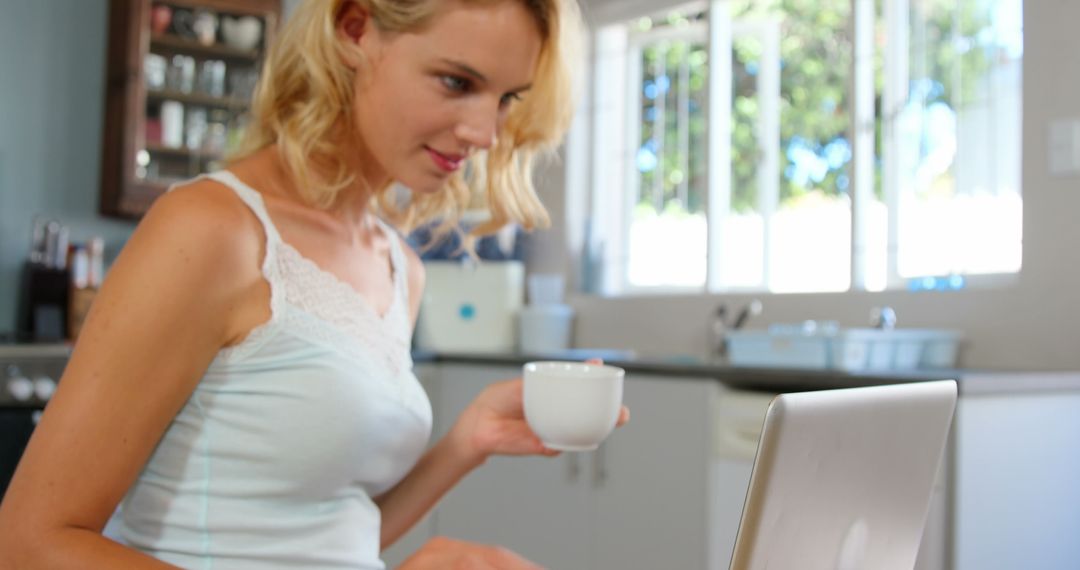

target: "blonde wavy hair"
[230,0,583,240]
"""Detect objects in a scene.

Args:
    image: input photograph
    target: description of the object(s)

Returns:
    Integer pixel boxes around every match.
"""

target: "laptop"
[729,380,957,570]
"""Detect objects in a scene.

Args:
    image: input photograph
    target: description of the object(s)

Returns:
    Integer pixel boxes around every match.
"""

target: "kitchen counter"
[413,350,1080,395]
[6,343,1073,396]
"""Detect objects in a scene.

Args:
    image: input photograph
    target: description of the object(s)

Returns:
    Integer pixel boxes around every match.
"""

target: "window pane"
[718,32,765,288]
[722,0,853,293]
[592,0,1022,296]
[626,12,709,288]
[895,0,1023,279]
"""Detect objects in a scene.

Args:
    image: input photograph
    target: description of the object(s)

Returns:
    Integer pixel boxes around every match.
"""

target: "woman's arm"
[376,378,558,550]
[374,427,487,550]
[376,246,560,548]
[0,182,267,568]
[376,246,474,548]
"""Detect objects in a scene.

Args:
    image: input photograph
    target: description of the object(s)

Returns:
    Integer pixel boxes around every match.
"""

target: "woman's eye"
[441,76,470,93]
[500,93,522,108]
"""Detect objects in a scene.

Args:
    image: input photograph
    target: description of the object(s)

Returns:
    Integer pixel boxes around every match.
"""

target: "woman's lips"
[425,147,464,173]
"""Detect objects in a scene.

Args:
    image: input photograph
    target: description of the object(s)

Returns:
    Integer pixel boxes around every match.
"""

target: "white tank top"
[116,171,433,569]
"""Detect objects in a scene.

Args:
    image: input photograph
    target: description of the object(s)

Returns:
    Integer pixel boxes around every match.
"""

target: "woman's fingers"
[402,537,544,570]
[479,379,525,417]
[584,359,629,428]
[498,422,557,456]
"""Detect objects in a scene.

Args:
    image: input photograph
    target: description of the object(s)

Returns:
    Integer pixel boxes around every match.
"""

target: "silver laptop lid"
[729,380,957,570]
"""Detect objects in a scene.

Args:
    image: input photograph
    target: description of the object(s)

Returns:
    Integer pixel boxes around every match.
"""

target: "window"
[585,0,1023,295]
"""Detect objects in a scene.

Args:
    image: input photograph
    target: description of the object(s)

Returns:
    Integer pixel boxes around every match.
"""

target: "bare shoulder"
[111,179,269,343]
[142,178,263,256]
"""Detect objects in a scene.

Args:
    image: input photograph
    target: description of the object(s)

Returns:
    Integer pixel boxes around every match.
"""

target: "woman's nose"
[454,102,499,151]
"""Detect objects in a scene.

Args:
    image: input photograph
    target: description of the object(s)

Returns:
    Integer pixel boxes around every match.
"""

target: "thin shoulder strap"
[203,170,284,247]
[202,170,287,324]
[374,217,409,300]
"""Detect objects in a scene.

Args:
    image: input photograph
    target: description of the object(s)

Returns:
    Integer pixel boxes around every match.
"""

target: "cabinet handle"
[592,442,608,487]
[567,452,581,482]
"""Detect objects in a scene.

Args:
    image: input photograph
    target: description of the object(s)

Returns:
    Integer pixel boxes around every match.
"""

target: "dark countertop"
[414,351,1080,396]
[0,343,71,359]
[4,344,1074,396]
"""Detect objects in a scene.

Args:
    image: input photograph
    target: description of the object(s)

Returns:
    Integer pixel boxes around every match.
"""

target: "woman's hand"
[399,536,543,570]
[446,360,630,466]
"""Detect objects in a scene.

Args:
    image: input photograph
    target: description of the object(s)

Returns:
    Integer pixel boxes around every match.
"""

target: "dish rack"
[727,324,962,371]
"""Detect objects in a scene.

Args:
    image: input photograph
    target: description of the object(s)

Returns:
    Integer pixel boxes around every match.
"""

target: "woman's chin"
[401,175,452,195]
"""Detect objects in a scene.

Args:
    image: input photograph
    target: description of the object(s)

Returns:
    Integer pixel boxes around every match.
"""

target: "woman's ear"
[336,1,370,68]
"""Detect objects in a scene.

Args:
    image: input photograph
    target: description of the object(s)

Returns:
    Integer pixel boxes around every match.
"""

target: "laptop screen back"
[729,380,957,570]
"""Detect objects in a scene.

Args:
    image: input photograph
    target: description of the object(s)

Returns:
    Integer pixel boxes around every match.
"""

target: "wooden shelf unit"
[99,0,281,219]
[149,33,261,62]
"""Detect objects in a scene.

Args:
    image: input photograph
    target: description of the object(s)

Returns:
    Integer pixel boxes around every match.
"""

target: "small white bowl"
[221,16,262,51]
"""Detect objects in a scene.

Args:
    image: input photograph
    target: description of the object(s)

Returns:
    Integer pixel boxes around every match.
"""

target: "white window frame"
[707,10,782,292]
[600,7,783,296]
[878,0,1021,291]
[583,0,1022,297]
[620,18,709,295]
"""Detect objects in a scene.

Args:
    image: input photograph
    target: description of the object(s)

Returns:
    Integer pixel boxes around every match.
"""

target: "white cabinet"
[592,373,718,570]
[953,388,1080,570]
[913,454,950,570]
[430,363,722,570]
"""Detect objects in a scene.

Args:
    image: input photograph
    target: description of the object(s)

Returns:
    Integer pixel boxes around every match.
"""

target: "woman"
[0,0,624,568]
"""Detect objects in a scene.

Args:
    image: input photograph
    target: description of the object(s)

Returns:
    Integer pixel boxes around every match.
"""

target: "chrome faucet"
[709,303,729,360]
[871,306,897,330]
[710,299,762,360]
[733,299,763,330]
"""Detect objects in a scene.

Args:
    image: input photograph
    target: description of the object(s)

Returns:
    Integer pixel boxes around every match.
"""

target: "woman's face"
[340,0,543,194]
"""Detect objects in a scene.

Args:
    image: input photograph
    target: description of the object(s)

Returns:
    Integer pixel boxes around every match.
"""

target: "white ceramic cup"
[523,361,624,451]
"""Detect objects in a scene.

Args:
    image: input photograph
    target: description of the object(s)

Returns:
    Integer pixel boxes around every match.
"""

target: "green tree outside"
[634,0,997,215]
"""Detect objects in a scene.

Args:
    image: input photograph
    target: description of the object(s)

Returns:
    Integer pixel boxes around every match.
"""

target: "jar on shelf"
[185,106,208,150]
[166,54,196,93]
[197,59,227,97]
[204,109,229,154]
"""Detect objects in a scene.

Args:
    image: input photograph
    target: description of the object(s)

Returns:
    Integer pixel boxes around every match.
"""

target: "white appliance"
[414,261,524,354]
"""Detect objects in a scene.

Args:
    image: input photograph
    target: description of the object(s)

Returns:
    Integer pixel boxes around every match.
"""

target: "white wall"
[528,0,1080,370]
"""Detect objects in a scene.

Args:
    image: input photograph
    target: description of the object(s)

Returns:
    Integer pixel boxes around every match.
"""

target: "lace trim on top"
[273,237,412,377]
[202,171,412,376]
